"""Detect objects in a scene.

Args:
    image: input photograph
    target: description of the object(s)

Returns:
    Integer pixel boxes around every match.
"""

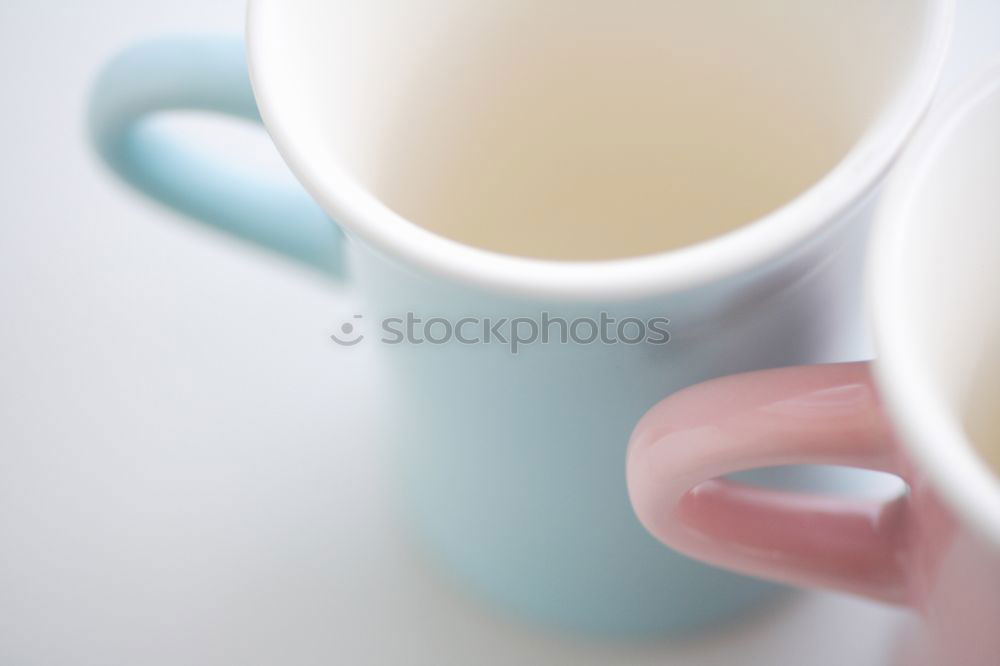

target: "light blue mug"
[88,0,952,637]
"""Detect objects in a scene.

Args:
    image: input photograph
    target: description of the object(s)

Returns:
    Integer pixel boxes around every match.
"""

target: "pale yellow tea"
[965,360,1000,476]
[378,30,860,261]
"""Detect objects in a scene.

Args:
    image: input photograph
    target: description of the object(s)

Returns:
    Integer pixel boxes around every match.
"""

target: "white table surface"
[1,2,997,664]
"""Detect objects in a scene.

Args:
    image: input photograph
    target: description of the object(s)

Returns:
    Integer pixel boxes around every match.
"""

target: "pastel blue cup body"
[89,36,881,637]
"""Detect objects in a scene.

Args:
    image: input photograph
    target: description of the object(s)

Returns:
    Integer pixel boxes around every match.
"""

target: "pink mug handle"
[627,362,915,604]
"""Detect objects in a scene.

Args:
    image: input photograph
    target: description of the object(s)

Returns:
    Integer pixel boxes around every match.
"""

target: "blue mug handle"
[88,35,345,278]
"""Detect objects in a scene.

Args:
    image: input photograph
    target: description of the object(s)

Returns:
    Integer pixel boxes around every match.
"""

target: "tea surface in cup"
[369,5,914,260]
[965,357,1000,476]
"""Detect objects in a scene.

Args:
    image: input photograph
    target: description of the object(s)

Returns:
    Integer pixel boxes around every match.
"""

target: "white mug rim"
[870,61,1000,551]
[247,0,954,301]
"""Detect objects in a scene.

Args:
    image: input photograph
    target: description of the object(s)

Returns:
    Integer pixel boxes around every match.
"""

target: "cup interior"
[879,74,1000,448]
[251,0,932,261]
[872,66,1000,544]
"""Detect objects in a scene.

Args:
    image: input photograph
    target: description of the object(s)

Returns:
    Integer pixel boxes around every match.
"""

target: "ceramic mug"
[628,64,1000,663]
[88,0,953,636]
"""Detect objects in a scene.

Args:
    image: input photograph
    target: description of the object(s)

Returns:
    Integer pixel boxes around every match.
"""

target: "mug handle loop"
[627,362,916,604]
[88,36,345,278]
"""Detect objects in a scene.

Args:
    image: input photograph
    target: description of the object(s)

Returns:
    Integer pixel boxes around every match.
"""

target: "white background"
[2,1,998,664]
